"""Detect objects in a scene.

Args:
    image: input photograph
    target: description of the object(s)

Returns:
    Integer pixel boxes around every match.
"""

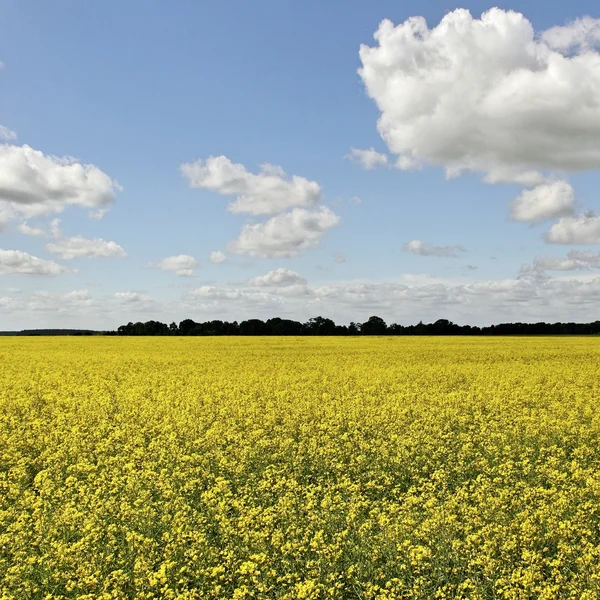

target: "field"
[2,337,600,599]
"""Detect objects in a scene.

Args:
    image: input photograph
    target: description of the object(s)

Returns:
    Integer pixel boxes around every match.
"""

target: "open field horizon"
[2,337,600,598]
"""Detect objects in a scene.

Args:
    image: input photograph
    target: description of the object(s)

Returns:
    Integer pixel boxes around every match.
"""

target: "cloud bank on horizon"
[1,4,600,328]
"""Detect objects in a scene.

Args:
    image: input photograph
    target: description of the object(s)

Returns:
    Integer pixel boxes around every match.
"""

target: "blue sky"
[1,0,600,329]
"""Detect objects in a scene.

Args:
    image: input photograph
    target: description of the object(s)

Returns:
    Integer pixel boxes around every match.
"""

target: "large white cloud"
[0,249,65,275]
[150,254,199,276]
[248,268,307,287]
[545,213,600,244]
[0,144,121,222]
[180,155,321,216]
[358,9,600,180]
[46,236,127,259]
[227,207,340,258]
[403,239,465,257]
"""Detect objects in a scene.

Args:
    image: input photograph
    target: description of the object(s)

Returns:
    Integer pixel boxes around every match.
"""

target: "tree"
[179,319,197,336]
[430,319,458,335]
[306,316,336,336]
[239,319,267,335]
[267,318,305,335]
[388,323,405,335]
[361,315,387,335]
[117,322,134,336]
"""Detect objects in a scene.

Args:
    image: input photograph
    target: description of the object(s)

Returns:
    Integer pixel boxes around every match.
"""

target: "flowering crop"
[1,336,600,599]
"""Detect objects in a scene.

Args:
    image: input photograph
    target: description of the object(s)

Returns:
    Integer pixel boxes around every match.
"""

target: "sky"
[1,0,600,329]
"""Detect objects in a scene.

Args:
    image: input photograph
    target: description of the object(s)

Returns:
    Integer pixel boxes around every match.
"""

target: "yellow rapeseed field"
[1,336,600,599]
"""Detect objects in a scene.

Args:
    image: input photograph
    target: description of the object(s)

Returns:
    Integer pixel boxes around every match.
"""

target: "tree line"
[114,316,600,336]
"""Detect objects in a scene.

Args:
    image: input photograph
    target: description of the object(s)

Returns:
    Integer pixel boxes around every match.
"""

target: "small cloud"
[0,249,66,276]
[209,250,227,264]
[150,254,199,276]
[545,212,600,245]
[228,207,340,258]
[345,147,389,170]
[46,236,127,260]
[180,155,321,216]
[0,144,121,227]
[114,291,151,303]
[17,222,46,237]
[510,181,575,223]
[333,253,346,263]
[248,268,307,287]
[50,219,62,239]
[403,240,466,258]
[0,125,17,142]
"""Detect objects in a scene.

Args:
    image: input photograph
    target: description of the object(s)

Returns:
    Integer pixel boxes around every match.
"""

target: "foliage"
[115,317,600,336]
[1,337,600,599]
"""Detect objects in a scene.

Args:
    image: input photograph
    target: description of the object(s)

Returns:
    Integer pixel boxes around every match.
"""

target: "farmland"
[1,337,600,599]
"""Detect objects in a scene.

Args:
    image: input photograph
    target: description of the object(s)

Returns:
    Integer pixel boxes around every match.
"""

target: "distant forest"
[111,316,600,336]
[4,317,600,336]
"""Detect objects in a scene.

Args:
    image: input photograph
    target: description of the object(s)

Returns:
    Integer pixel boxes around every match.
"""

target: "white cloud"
[482,167,546,187]
[0,144,121,228]
[17,218,62,239]
[0,249,65,276]
[545,213,600,244]
[17,222,46,237]
[0,126,16,142]
[528,250,600,272]
[180,155,321,216]
[4,273,600,329]
[510,181,575,222]
[209,250,227,264]
[333,253,346,263]
[46,236,127,259]
[0,288,168,329]
[535,257,579,271]
[567,250,600,267]
[50,218,62,239]
[403,240,466,257]
[345,147,389,170]
[182,275,600,326]
[359,9,600,180]
[542,16,600,52]
[349,196,362,205]
[248,268,307,287]
[151,254,199,276]
[227,206,340,258]
[114,291,152,304]
[190,285,241,300]
[517,263,552,284]
[26,290,96,314]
